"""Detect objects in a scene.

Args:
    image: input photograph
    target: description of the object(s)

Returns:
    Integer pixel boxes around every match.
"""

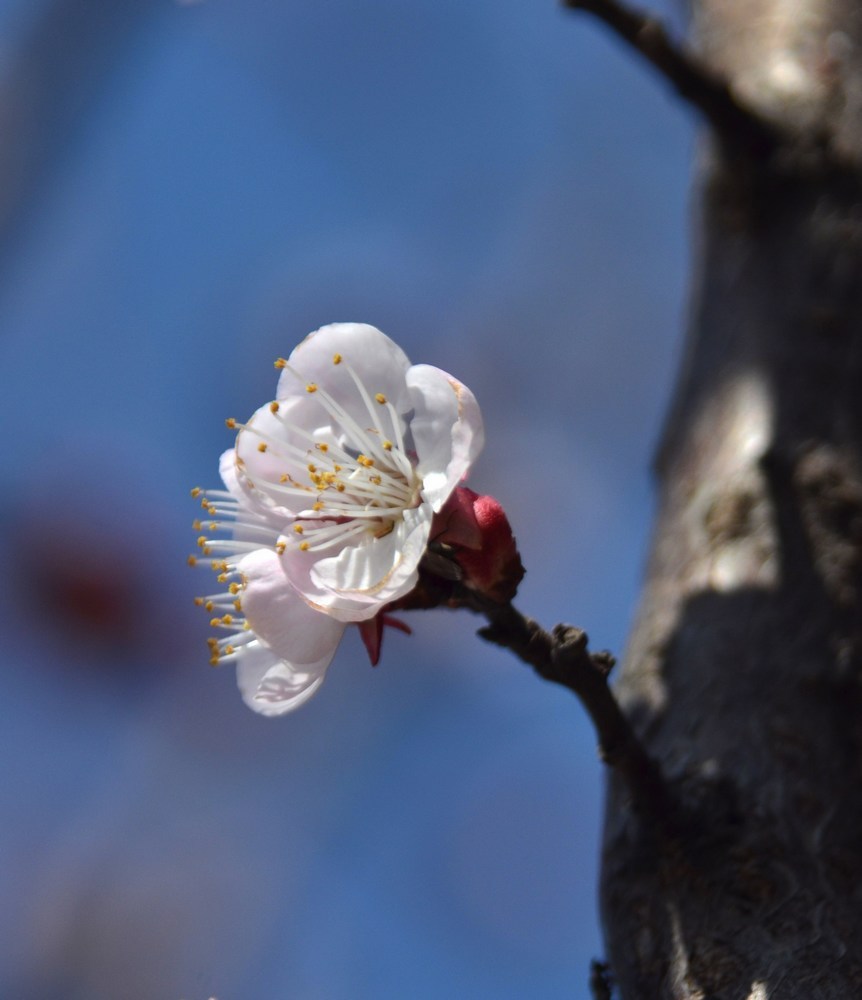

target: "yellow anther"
[203,547,212,556]
[192,519,202,531]
[224,644,235,655]
[280,473,290,483]
[197,536,208,548]
[307,463,316,473]
[225,417,237,430]
[207,505,217,516]
[210,656,220,667]
[210,618,222,627]
[316,443,329,452]
[194,597,204,606]
[336,482,346,492]
[233,600,242,612]
[357,455,374,468]
[257,442,267,453]
[207,638,219,649]
[293,524,304,534]
[312,501,324,511]
[334,464,342,472]
[370,475,382,485]
[375,393,387,404]
[221,614,233,625]
[229,582,240,594]
[217,573,228,583]
[274,357,288,369]
[383,440,393,451]
[187,555,198,567]
[333,353,342,364]
[306,382,318,394]
[191,487,202,498]
[205,601,214,612]
[269,401,280,414]
[299,541,310,551]
[209,522,217,531]
[276,542,286,555]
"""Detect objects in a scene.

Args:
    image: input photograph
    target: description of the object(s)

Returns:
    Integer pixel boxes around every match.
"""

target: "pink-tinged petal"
[239,548,345,663]
[235,641,330,716]
[406,364,484,511]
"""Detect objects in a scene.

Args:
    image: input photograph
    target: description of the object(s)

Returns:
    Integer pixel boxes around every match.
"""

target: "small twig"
[562,0,784,160]
[589,959,614,1000]
[458,589,670,821]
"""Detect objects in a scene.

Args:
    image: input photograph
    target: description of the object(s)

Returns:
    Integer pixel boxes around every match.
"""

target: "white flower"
[192,323,484,715]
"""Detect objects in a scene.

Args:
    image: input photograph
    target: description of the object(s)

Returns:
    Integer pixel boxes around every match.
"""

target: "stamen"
[282,362,388,466]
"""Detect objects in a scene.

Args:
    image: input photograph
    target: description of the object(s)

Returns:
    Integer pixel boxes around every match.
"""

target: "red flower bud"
[433,487,524,603]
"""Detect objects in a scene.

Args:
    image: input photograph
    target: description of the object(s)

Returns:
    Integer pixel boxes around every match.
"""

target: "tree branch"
[460,590,671,823]
[562,0,784,159]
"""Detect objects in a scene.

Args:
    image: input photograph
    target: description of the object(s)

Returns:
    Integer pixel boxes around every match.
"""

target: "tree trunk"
[601,2,862,997]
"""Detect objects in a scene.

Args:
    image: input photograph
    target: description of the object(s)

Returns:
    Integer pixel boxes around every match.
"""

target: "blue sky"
[0,2,692,997]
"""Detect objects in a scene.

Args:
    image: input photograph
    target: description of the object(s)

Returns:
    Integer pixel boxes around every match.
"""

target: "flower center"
[240,354,422,554]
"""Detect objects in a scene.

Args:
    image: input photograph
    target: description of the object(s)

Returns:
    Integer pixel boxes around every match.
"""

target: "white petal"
[219,448,244,500]
[235,641,330,717]
[280,505,432,622]
[217,449,283,532]
[406,364,484,510]
[276,324,414,438]
[233,401,316,517]
[279,537,383,621]
[313,504,431,614]
[239,548,345,664]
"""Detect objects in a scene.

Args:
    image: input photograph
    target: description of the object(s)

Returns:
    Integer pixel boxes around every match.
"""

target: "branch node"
[551,623,588,656]
[592,649,617,676]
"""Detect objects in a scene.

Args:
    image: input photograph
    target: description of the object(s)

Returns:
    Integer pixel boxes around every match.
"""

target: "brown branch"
[562,0,785,159]
[459,590,671,822]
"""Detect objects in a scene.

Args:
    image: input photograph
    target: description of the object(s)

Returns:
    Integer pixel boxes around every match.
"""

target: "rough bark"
[600,2,862,997]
